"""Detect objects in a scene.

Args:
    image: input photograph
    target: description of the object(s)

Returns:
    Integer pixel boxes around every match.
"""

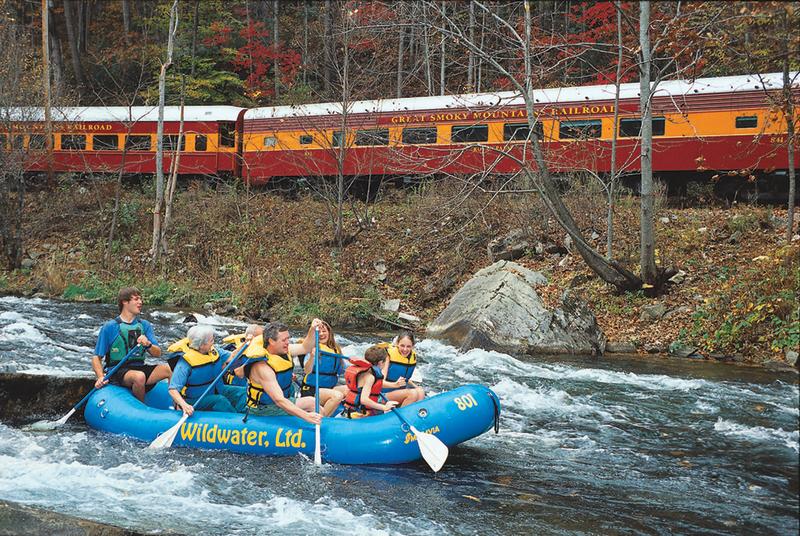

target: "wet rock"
[639,303,668,322]
[0,372,93,424]
[202,302,214,313]
[426,260,605,356]
[668,270,687,284]
[785,349,799,367]
[0,499,147,536]
[606,341,637,353]
[664,306,692,319]
[487,229,530,262]
[397,312,422,324]
[668,341,702,358]
[382,299,400,313]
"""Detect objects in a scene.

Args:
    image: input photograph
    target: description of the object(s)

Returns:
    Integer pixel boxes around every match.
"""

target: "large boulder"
[426,260,606,356]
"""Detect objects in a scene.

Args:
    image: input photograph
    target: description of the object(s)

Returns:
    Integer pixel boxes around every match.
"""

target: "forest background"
[0,0,797,367]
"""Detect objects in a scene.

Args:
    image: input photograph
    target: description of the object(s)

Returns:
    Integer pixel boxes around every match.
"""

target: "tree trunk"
[439,0,446,96]
[783,11,796,243]
[396,21,404,99]
[122,0,131,44]
[273,0,280,99]
[63,0,86,91]
[160,80,185,259]
[323,0,331,95]
[638,1,658,285]
[151,0,178,266]
[607,1,623,259]
[46,0,64,97]
[303,0,309,85]
[190,0,199,76]
[467,0,474,90]
[522,1,641,292]
[422,4,433,95]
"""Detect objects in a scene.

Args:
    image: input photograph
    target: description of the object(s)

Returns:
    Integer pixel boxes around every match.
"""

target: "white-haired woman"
[167,324,247,414]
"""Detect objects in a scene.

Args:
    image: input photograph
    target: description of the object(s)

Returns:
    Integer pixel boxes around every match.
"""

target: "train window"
[299,134,313,145]
[164,135,186,152]
[61,134,86,150]
[503,122,543,141]
[451,125,488,143]
[332,131,345,147]
[195,134,207,151]
[355,129,390,146]
[402,127,437,145]
[93,134,119,150]
[736,116,757,129]
[219,122,236,148]
[126,135,151,151]
[559,120,602,139]
[263,136,277,148]
[619,117,665,137]
[28,134,49,149]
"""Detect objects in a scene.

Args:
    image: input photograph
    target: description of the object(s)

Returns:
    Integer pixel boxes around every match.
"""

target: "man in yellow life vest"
[243,320,324,424]
[167,325,247,414]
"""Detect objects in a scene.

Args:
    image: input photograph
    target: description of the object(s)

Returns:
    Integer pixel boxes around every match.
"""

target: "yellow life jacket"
[246,348,294,407]
[222,332,246,347]
[385,344,417,383]
[167,338,221,400]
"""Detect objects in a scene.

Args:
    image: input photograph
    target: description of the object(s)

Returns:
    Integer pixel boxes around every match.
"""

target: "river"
[0,295,797,535]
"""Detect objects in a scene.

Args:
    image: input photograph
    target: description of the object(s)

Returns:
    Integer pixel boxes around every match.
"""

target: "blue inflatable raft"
[84,382,500,465]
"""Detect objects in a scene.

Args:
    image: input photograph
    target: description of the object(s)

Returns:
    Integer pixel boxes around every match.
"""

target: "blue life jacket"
[302,343,344,389]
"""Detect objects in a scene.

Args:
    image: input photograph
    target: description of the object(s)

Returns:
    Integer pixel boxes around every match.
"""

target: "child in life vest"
[342,345,398,418]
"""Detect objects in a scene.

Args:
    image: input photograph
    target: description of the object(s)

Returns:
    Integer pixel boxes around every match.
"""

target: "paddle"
[148,341,250,449]
[313,327,322,465]
[381,394,449,472]
[27,344,143,431]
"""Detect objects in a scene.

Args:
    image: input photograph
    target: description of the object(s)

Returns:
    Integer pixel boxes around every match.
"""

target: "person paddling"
[166,325,247,414]
[342,345,398,418]
[90,287,171,402]
[381,331,425,407]
[296,320,345,416]
[243,321,324,423]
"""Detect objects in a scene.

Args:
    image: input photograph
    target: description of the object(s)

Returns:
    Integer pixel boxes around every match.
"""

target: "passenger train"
[2,72,797,198]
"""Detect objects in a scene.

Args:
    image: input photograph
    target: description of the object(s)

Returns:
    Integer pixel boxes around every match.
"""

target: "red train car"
[1,106,245,177]
[241,72,798,195]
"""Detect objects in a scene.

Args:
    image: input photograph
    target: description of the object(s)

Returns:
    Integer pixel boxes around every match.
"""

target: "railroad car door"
[218,121,236,174]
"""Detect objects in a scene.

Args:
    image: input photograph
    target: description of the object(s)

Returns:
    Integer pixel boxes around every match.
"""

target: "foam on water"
[0,311,25,322]
[713,418,800,452]
[0,424,423,535]
[491,377,615,421]
[0,322,50,344]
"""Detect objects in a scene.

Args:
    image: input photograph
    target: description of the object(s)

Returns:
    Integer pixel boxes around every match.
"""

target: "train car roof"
[0,106,244,122]
[245,72,794,120]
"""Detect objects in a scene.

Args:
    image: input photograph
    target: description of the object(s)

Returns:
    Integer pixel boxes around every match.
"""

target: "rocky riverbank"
[1,177,797,367]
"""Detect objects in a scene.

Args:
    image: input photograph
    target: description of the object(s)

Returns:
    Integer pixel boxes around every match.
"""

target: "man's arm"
[140,321,161,358]
[91,355,107,389]
[288,318,324,356]
[251,362,321,425]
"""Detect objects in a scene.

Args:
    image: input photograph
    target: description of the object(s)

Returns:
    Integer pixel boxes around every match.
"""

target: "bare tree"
[781,9,796,242]
[638,1,658,286]
[151,0,179,265]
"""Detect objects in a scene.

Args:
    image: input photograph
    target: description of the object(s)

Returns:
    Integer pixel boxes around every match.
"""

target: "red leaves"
[203,22,232,47]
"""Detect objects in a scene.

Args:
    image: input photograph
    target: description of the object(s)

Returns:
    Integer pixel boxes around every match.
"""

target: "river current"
[0,296,797,535]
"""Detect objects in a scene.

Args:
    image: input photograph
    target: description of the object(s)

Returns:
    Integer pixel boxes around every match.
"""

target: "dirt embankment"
[2,177,798,367]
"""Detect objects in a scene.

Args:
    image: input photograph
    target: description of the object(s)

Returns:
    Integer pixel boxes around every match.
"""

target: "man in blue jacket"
[91,287,171,402]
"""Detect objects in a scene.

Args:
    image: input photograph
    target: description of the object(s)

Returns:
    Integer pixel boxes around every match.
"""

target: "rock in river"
[426,260,606,356]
